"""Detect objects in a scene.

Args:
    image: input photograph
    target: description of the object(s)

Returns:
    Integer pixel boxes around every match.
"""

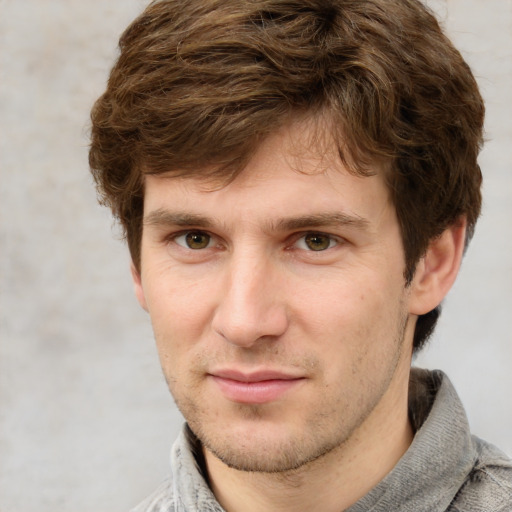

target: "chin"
[194,416,347,474]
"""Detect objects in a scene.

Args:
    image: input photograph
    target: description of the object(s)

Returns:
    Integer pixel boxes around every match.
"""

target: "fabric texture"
[131,369,512,512]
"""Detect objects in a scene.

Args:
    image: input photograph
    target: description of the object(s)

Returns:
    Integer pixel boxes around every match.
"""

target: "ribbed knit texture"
[132,369,512,512]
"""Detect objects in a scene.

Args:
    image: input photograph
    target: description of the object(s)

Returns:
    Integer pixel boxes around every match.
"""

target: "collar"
[169,369,476,512]
[346,369,477,512]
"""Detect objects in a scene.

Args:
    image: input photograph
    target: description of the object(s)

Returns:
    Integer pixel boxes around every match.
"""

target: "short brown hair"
[89,0,484,351]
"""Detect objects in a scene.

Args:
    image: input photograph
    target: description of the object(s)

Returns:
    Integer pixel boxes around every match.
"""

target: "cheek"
[297,274,406,365]
[293,271,388,336]
[144,263,214,329]
[143,276,216,379]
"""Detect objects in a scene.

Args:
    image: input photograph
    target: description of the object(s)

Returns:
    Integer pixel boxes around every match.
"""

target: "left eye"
[174,231,213,250]
[295,233,338,251]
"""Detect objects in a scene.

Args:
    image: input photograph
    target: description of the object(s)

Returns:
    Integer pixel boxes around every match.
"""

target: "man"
[89,0,512,510]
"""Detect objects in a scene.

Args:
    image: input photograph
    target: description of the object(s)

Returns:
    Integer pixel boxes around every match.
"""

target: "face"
[133,121,416,473]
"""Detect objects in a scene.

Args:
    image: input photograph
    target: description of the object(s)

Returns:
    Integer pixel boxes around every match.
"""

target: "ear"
[130,262,148,312]
[408,218,467,316]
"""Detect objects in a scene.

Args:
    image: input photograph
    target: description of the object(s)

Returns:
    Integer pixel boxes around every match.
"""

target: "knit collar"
[169,369,476,512]
[345,369,476,512]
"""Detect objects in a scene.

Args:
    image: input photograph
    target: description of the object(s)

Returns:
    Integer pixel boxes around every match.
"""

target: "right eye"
[174,231,213,250]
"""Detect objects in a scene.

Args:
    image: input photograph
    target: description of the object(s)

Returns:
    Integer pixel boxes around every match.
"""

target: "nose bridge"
[212,246,287,347]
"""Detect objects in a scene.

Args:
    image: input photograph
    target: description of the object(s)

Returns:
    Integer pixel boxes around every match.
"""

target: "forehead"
[142,119,392,225]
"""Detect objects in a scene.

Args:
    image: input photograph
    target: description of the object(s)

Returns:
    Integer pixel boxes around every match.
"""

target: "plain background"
[0,1,510,510]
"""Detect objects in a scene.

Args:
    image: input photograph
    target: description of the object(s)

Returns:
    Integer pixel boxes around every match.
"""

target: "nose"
[211,252,289,348]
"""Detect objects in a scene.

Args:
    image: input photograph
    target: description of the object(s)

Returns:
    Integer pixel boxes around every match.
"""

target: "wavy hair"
[89,0,484,350]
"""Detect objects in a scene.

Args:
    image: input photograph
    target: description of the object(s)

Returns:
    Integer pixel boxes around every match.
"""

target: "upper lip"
[209,369,304,383]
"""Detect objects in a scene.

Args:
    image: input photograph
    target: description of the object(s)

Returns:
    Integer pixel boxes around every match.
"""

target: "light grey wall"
[0,1,510,510]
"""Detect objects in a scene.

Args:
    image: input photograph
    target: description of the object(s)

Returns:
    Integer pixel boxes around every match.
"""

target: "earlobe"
[409,218,467,316]
[130,263,149,312]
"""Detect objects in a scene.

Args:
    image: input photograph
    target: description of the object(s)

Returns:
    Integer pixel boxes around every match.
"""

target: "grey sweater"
[132,369,512,511]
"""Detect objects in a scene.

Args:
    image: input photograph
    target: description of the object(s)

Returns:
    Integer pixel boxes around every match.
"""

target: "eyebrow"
[144,210,214,228]
[143,209,370,232]
[272,212,370,232]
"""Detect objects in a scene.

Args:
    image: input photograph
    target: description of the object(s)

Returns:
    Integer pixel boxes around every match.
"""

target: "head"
[89,0,484,354]
[89,0,485,479]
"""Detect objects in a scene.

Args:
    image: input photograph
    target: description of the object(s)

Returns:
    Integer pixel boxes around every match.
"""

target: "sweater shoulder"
[449,437,512,512]
[130,478,176,512]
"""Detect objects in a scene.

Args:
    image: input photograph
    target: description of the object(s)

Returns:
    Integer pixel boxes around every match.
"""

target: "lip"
[208,369,305,404]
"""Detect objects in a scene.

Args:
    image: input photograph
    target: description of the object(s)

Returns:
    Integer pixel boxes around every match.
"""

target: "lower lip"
[210,376,303,404]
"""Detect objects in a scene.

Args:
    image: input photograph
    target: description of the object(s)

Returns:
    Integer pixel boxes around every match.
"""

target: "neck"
[204,364,414,512]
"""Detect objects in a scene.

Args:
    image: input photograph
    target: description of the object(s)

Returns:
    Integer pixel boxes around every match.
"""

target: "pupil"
[305,233,329,251]
[186,231,210,249]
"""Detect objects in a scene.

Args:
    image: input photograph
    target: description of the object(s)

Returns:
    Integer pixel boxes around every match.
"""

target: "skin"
[132,120,466,512]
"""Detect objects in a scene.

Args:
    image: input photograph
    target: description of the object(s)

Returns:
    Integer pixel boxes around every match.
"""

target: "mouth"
[208,369,306,404]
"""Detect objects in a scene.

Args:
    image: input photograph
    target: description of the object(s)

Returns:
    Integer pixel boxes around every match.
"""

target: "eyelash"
[171,230,217,250]
[167,230,343,253]
[293,232,341,252]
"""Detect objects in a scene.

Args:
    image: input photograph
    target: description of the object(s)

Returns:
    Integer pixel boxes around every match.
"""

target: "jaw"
[200,361,414,512]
